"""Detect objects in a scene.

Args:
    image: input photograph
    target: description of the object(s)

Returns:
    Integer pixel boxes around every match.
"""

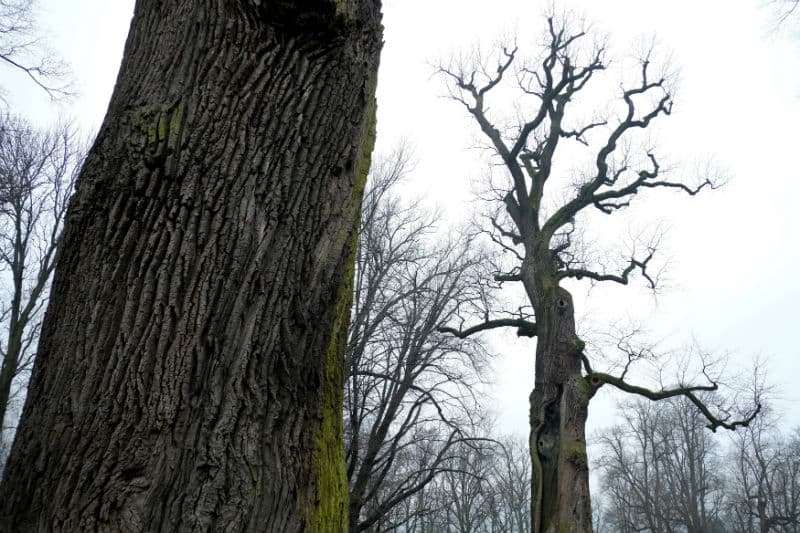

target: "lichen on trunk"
[308,96,377,532]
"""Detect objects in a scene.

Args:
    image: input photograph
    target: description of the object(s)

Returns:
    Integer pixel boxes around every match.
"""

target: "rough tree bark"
[526,278,591,533]
[0,1,382,531]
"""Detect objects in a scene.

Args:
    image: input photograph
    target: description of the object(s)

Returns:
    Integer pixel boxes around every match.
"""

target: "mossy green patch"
[131,104,183,150]
[576,375,600,408]
[132,107,159,145]
[308,248,352,532]
[561,440,588,470]
[307,93,377,532]
[572,338,585,353]
[168,105,183,149]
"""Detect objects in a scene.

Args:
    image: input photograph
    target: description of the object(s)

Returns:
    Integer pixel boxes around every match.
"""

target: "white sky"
[6,0,799,441]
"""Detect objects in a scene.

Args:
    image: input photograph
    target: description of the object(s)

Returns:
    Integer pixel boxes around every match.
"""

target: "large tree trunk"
[0,1,382,530]
[528,281,594,533]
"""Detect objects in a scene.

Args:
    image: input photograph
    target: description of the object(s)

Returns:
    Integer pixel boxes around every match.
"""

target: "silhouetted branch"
[0,0,72,100]
[494,272,522,283]
[558,246,657,289]
[579,353,761,432]
[438,318,538,339]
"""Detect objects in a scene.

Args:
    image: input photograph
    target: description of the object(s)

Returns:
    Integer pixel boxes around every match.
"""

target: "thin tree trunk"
[0,360,14,432]
[528,280,593,533]
[0,314,28,438]
[0,240,25,432]
[0,327,23,428]
[0,1,382,531]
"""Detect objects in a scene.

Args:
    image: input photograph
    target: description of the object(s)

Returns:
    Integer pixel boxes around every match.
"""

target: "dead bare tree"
[0,0,69,100]
[0,114,81,467]
[436,12,760,532]
[345,148,492,533]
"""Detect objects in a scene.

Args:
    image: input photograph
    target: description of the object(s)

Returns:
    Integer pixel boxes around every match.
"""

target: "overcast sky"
[6,0,799,439]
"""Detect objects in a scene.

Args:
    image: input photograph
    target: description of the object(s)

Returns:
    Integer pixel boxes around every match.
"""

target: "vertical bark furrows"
[0,1,382,531]
[529,286,592,533]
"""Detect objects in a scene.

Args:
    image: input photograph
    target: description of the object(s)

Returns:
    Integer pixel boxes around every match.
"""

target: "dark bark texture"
[527,271,593,533]
[0,1,382,531]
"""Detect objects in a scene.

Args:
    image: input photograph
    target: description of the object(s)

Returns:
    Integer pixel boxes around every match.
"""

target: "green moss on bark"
[572,338,585,353]
[560,440,588,470]
[307,95,376,532]
[575,375,600,409]
[132,108,159,145]
[309,249,353,532]
[131,105,182,149]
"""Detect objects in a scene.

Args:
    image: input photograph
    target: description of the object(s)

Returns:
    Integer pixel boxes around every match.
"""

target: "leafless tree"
[0,114,81,467]
[595,397,727,533]
[397,434,530,533]
[486,436,532,533]
[345,148,492,532]
[595,399,800,533]
[435,12,760,531]
[591,496,608,533]
[432,441,495,533]
[0,0,69,100]
[364,442,453,533]
[725,408,800,533]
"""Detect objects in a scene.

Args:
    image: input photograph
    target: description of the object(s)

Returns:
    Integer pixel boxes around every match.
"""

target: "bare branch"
[540,52,705,237]
[493,271,522,283]
[560,119,607,146]
[559,246,657,289]
[0,0,72,101]
[580,352,761,432]
[438,318,538,339]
